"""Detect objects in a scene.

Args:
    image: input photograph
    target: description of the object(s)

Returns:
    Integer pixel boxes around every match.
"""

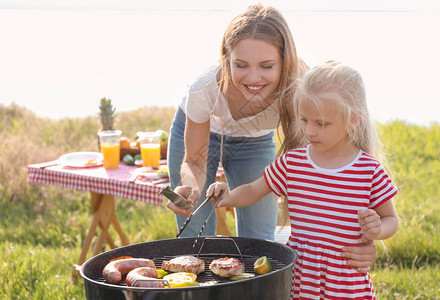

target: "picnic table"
[27,156,168,275]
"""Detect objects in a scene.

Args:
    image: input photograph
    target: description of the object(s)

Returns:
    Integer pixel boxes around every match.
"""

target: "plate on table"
[132,166,169,180]
[58,152,103,168]
[134,159,167,167]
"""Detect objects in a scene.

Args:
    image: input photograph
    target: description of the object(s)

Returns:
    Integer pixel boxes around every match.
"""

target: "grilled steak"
[161,255,205,275]
[209,257,245,278]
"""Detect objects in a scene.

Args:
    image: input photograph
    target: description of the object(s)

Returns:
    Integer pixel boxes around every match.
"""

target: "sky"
[0,0,438,125]
[1,0,433,11]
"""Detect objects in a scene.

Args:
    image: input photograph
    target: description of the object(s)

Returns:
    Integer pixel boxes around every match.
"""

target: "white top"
[180,65,279,137]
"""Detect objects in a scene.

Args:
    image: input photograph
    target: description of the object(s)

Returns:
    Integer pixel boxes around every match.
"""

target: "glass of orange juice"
[97,130,122,169]
[138,131,161,168]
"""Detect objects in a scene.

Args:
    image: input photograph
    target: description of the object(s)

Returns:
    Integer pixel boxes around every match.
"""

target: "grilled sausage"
[103,258,155,284]
[126,267,163,288]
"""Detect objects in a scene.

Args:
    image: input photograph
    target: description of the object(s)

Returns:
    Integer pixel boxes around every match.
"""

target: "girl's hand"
[341,240,378,273]
[358,209,382,242]
[165,185,200,217]
[206,182,229,207]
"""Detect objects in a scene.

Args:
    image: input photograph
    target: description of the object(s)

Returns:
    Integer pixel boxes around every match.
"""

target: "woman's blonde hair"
[217,4,309,227]
[218,4,307,154]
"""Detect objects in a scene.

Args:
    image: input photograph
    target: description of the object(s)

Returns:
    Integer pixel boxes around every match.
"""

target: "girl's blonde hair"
[218,3,307,153]
[292,60,386,162]
[280,61,391,226]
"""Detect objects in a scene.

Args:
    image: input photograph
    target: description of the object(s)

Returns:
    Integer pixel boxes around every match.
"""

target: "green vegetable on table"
[123,154,135,165]
[156,166,168,176]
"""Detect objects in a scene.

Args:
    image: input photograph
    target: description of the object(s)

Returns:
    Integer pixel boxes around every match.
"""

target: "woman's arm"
[207,176,271,208]
[358,200,398,242]
[166,117,210,217]
[180,117,211,204]
[341,241,378,273]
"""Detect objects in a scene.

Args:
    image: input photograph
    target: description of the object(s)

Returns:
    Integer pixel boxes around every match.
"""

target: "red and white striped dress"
[264,145,397,300]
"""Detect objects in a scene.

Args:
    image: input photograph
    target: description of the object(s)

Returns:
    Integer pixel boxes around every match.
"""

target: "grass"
[0,103,439,299]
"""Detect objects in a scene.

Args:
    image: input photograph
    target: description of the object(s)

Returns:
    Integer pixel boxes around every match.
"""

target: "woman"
[166,4,377,271]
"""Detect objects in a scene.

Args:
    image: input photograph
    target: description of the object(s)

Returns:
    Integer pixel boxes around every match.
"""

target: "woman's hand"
[341,240,378,273]
[165,185,200,218]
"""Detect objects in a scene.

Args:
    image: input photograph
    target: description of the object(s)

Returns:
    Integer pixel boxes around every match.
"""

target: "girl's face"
[229,38,282,103]
[298,96,351,155]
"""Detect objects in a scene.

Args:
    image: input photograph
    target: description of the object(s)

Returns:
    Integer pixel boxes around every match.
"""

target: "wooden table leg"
[72,192,130,277]
[216,207,231,236]
[112,215,129,246]
[73,204,101,276]
[215,174,235,236]
[92,194,115,256]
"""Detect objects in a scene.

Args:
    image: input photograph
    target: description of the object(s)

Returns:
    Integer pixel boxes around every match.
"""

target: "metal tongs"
[176,189,223,239]
[158,186,224,244]
[192,189,223,247]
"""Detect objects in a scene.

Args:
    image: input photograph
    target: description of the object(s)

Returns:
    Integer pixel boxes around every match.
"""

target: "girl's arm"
[358,200,398,242]
[207,176,271,208]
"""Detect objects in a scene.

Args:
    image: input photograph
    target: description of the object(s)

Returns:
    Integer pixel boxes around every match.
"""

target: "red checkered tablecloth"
[27,161,168,206]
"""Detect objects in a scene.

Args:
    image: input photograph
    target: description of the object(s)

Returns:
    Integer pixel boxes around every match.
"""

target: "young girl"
[207,61,398,299]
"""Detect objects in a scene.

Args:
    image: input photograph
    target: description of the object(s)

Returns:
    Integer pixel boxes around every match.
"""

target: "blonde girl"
[208,61,398,299]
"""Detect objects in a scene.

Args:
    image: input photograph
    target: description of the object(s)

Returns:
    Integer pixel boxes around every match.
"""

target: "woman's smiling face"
[229,38,282,104]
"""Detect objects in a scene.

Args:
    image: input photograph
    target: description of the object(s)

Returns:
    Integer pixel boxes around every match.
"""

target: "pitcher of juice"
[98,130,122,169]
[138,131,161,168]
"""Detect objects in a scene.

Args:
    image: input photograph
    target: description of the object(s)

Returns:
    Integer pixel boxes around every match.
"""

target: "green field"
[0,103,439,299]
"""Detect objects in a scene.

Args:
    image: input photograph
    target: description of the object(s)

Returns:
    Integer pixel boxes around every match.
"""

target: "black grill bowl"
[79,236,296,300]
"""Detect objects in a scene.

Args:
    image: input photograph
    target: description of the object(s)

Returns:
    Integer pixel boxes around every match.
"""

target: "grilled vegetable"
[163,272,197,288]
[229,273,255,281]
[156,269,168,279]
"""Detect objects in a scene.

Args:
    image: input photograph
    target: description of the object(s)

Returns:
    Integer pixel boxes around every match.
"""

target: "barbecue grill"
[79,236,296,300]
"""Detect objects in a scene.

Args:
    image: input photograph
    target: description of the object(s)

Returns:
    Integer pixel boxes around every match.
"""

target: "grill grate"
[89,253,286,287]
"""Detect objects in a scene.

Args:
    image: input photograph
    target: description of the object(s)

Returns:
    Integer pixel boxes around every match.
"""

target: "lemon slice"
[253,256,272,275]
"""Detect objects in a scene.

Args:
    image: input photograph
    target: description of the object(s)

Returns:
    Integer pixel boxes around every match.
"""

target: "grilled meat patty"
[209,257,245,278]
[161,255,205,275]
